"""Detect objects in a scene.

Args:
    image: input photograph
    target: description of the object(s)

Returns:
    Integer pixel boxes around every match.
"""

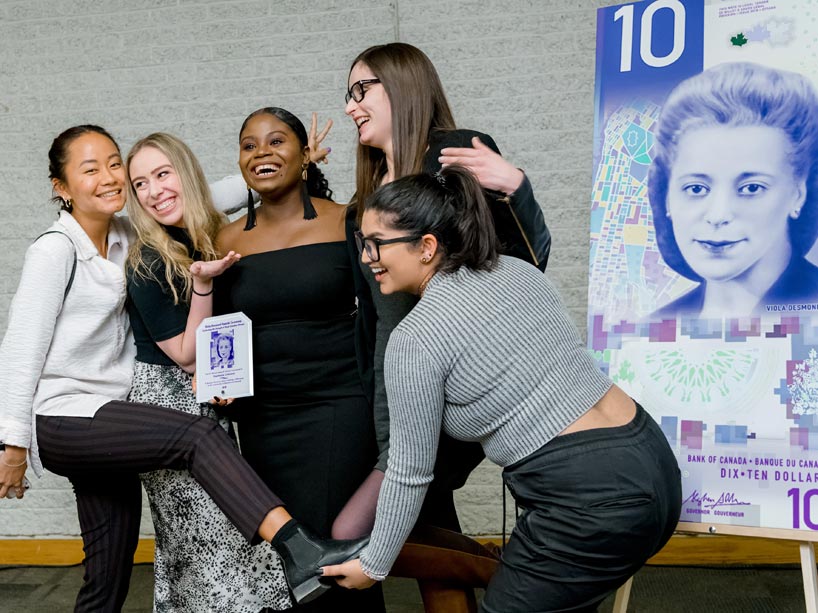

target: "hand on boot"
[322,559,376,589]
[272,519,370,603]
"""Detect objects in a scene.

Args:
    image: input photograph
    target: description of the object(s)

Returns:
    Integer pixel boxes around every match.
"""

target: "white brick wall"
[0,0,623,539]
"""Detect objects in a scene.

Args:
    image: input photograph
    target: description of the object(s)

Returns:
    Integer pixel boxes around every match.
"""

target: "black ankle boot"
[272,519,370,604]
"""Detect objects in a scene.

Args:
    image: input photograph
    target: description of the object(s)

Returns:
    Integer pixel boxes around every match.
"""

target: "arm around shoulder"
[209,174,255,215]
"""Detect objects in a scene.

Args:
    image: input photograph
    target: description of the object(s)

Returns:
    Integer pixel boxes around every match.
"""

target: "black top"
[214,240,367,406]
[424,128,551,271]
[126,226,197,367]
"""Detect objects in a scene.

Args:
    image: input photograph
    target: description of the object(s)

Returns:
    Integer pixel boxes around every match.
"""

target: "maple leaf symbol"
[730,32,748,47]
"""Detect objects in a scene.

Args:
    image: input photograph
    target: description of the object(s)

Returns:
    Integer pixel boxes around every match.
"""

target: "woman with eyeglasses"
[323,165,681,613]
[332,42,552,544]
[214,107,385,612]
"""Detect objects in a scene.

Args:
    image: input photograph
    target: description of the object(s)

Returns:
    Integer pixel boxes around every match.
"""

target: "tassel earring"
[243,187,257,231]
[301,164,317,221]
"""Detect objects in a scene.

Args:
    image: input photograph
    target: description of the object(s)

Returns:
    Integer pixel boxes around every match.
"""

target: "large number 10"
[614,0,686,72]
[788,488,818,530]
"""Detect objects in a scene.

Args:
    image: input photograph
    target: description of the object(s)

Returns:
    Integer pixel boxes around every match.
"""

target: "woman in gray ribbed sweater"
[323,166,682,612]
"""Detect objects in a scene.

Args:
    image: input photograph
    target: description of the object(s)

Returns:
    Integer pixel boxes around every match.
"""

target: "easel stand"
[801,542,818,613]
[612,577,633,613]
[610,523,818,612]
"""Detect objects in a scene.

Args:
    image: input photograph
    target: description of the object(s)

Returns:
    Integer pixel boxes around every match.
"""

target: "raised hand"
[190,251,241,282]
[308,112,333,165]
[439,136,524,195]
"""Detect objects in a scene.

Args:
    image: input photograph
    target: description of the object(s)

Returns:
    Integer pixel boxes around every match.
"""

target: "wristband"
[192,286,215,297]
[1,455,27,468]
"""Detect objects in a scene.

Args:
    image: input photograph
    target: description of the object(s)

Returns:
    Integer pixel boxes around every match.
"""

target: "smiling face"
[52,132,126,223]
[666,124,806,287]
[217,336,232,359]
[128,146,185,228]
[239,113,309,197]
[345,62,393,155]
[360,209,429,295]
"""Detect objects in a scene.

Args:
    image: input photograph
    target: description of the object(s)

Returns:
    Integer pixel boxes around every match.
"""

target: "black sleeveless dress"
[216,241,383,612]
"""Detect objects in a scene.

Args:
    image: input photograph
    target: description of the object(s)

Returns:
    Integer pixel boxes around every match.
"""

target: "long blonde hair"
[125,133,224,304]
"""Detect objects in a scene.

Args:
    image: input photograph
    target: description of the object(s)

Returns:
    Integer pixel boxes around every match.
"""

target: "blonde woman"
[125,133,291,611]
[0,125,368,613]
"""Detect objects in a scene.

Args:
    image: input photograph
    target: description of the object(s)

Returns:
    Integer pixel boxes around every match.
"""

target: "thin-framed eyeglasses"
[345,79,381,104]
[354,230,422,262]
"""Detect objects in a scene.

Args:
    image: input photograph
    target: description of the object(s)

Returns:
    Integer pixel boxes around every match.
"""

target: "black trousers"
[417,435,486,531]
[36,401,284,613]
[480,404,682,613]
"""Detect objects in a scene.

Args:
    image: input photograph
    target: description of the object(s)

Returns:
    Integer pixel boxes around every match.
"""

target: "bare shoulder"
[313,199,351,229]
[216,216,248,254]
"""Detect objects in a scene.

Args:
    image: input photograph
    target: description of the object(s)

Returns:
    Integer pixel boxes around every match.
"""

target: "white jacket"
[0,211,134,476]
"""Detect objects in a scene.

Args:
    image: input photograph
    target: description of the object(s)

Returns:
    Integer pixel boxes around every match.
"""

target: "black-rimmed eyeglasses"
[354,230,422,262]
[345,79,381,104]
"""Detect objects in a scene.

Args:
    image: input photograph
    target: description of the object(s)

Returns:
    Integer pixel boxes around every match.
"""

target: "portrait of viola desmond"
[649,62,818,319]
[210,332,234,370]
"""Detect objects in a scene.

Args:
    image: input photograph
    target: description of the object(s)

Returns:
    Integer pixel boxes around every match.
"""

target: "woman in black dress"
[215,107,383,612]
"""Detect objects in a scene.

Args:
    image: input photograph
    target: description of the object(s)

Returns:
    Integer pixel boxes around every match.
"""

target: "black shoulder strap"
[35,230,77,301]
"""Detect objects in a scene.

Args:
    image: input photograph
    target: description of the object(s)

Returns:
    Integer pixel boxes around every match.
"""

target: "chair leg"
[418,580,478,613]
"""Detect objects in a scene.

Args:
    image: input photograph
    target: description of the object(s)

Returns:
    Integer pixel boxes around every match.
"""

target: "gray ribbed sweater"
[359,256,612,579]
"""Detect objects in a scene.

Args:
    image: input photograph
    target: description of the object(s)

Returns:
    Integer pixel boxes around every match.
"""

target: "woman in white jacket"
[0,124,364,612]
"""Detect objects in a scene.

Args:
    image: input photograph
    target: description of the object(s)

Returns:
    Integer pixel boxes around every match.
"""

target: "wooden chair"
[391,526,501,613]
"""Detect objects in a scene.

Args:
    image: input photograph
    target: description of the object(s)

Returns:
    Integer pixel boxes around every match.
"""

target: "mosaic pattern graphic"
[589,103,692,322]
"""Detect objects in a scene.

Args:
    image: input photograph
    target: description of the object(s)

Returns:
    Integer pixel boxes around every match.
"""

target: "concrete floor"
[0,563,809,611]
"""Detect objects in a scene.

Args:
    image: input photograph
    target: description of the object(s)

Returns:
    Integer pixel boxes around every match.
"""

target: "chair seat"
[390,525,501,587]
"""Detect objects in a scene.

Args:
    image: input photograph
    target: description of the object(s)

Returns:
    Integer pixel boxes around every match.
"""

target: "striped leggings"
[36,401,283,613]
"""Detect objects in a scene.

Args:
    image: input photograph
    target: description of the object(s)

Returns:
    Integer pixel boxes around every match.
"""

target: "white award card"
[195,312,253,403]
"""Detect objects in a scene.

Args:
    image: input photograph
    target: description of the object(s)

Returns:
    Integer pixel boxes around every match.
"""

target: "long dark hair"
[350,43,455,222]
[364,165,498,273]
